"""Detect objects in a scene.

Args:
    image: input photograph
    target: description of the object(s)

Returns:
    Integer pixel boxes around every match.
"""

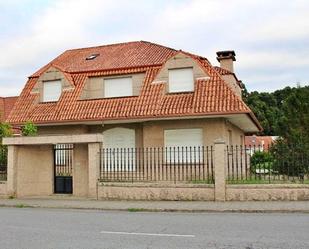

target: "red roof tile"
[7,41,261,130]
[31,41,176,77]
[245,136,275,149]
[0,96,18,122]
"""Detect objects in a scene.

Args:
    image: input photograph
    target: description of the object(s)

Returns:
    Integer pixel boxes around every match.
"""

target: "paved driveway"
[0,207,308,249]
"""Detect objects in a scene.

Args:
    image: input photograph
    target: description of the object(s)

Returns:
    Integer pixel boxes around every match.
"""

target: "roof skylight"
[86,53,100,60]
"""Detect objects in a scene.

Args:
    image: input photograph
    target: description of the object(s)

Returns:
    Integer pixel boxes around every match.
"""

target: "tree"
[260,85,309,177]
[245,90,281,135]
[0,123,12,168]
[276,86,309,143]
[244,85,309,138]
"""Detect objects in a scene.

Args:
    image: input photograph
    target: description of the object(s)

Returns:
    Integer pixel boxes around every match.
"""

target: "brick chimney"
[216,50,236,73]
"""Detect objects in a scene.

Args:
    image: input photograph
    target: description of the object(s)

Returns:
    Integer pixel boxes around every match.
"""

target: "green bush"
[270,140,309,177]
[21,121,37,136]
[0,123,12,138]
[250,151,274,173]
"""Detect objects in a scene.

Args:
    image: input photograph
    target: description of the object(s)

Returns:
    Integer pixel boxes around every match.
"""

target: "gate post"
[7,145,18,197]
[214,139,226,201]
[88,143,100,199]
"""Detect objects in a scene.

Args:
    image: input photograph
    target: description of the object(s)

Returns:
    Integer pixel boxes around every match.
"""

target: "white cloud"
[1,0,309,96]
[237,51,309,70]
[243,1,309,42]
[0,0,117,70]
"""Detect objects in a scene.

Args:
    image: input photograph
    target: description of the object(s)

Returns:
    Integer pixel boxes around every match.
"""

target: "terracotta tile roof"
[31,41,177,77]
[0,96,18,122]
[7,41,261,130]
[245,136,276,150]
[213,66,233,75]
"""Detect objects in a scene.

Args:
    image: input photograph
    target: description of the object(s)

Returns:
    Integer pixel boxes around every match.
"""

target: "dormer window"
[104,77,133,98]
[168,67,194,93]
[43,80,62,102]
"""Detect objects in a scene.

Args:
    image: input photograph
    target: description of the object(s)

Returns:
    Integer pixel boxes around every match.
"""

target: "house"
[3,41,262,198]
[245,135,277,154]
[0,96,18,123]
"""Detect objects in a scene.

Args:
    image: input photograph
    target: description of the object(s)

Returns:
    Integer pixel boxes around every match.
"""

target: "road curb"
[0,203,309,213]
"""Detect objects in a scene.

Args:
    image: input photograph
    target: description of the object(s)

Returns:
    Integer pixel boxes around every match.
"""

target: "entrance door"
[103,128,136,171]
[54,144,73,194]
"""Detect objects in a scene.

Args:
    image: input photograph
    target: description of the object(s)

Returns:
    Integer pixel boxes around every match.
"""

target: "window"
[86,53,99,60]
[43,80,62,102]
[104,77,132,98]
[168,68,194,93]
[103,128,136,171]
[164,128,203,163]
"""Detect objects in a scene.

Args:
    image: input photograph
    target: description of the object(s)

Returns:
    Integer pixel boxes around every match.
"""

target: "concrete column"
[73,144,88,197]
[214,139,226,201]
[88,143,100,199]
[7,145,18,197]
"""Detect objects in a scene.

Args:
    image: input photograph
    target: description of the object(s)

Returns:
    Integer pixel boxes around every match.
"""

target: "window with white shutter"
[168,68,194,93]
[43,80,62,102]
[103,128,136,171]
[164,128,203,163]
[104,77,132,98]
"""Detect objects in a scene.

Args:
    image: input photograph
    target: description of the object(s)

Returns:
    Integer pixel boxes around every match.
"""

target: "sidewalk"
[0,197,308,213]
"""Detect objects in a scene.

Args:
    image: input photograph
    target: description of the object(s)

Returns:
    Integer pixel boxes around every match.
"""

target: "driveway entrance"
[3,134,103,198]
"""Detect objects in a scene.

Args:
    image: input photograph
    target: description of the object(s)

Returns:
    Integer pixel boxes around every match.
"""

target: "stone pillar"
[7,145,18,197]
[88,143,100,199]
[73,144,88,197]
[214,139,226,201]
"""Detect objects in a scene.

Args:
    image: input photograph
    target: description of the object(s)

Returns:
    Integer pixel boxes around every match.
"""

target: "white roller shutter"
[168,68,194,93]
[164,128,203,163]
[43,80,62,102]
[104,77,132,98]
[103,128,136,171]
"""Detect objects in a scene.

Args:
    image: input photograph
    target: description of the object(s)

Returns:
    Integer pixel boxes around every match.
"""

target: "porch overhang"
[2,134,103,145]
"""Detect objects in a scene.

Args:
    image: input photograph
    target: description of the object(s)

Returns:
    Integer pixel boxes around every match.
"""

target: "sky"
[0,0,309,96]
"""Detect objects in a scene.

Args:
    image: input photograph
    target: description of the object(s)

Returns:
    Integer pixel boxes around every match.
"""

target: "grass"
[127,208,146,212]
[227,178,309,184]
[15,204,26,208]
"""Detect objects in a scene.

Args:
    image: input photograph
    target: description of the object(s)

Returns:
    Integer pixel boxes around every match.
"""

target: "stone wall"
[73,144,89,197]
[16,145,54,197]
[226,184,309,201]
[98,182,215,201]
[143,118,228,147]
[0,181,7,197]
[97,182,309,201]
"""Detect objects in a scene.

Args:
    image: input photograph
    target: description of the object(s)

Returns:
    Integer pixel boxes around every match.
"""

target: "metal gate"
[54,144,73,194]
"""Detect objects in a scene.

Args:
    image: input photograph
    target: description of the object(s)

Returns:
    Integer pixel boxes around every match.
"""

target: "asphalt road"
[0,208,308,249]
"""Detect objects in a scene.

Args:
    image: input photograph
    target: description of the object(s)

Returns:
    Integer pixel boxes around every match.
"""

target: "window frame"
[42,80,62,102]
[104,76,133,98]
[164,128,204,163]
[168,67,194,93]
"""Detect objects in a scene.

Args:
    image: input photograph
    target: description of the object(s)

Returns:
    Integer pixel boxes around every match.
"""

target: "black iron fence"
[54,144,73,194]
[100,146,214,184]
[226,144,309,184]
[0,145,7,181]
